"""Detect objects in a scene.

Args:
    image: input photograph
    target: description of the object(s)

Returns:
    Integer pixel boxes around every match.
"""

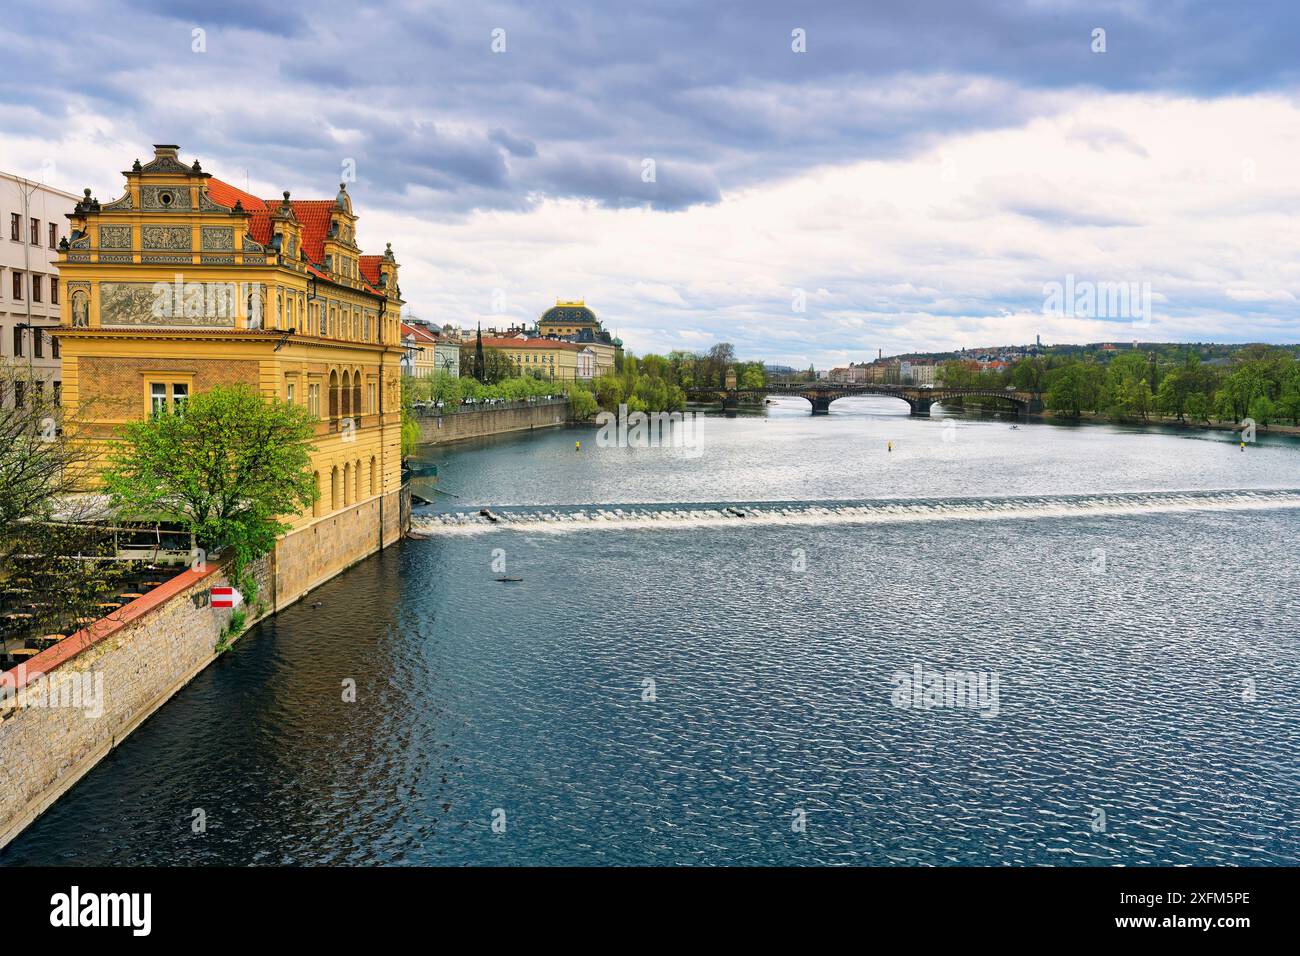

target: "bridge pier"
[810,395,833,415]
[908,398,933,417]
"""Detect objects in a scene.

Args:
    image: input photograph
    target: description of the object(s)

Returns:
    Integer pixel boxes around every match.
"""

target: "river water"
[4,398,1299,865]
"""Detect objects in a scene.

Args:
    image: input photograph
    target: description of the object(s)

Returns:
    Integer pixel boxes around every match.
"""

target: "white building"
[1,172,79,407]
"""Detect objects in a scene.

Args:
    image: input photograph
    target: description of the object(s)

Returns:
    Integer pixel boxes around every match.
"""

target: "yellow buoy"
[575,440,581,452]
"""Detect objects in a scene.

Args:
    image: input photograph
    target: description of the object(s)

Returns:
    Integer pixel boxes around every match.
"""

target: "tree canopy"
[103,383,318,565]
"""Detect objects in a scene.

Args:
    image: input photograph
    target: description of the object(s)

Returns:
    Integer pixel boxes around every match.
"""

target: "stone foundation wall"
[0,488,409,851]
[415,399,567,446]
[0,563,256,850]
[272,486,404,610]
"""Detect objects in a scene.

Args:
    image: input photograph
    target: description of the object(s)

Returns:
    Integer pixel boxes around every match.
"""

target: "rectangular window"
[14,380,26,409]
[52,335,60,359]
[286,381,296,405]
[31,275,41,303]
[33,329,43,359]
[9,213,19,241]
[308,383,321,417]
[29,217,39,245]
[150,382,167,416]
[12,326,23,358]
[53,381,61,406]
[172,382,188,413]
[11,271,22,300]
[50,277,58,304]
[48,222,57,249]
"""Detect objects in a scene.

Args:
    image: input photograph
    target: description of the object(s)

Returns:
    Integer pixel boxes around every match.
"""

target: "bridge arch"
[774,390,919,415]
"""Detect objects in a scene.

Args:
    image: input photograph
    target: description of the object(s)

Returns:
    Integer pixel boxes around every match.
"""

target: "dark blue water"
[4,399,1299,865]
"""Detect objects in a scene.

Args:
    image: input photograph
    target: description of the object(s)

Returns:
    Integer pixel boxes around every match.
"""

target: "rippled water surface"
[5,399,1299,865]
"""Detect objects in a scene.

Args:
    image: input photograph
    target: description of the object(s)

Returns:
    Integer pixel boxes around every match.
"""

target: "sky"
[3,0,1300,368]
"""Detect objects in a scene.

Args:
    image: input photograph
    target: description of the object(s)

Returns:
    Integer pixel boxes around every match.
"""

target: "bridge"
[685,382,1042,417]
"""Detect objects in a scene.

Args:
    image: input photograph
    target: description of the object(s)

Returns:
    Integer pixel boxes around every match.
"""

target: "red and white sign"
[211,586,243,609]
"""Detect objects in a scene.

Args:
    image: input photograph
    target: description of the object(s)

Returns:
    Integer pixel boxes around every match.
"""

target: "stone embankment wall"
[414,397,568,446]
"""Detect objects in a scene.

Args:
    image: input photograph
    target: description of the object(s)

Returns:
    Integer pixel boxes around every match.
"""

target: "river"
[4,397,1298,865]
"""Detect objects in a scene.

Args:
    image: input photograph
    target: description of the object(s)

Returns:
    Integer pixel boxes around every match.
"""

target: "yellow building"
[481,335,596,380]
[535,298,622,376]
[54,144,406,606]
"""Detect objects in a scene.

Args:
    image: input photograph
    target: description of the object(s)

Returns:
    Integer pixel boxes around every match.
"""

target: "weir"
[409,489,1300,536]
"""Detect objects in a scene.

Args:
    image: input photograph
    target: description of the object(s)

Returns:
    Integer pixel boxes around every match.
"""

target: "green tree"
[102,383,318,568]
[1248,394,1276,427]
[1044,363,1095,417]
[566,383,599,420]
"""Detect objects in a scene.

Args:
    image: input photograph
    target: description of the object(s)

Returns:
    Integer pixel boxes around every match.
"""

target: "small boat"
[725,507,747,518]
[1009,425,1020,430]
[479,509,499,523]
[495,576,523,583]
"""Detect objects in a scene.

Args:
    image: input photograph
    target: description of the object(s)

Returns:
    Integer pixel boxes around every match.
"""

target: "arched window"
[353,459,361,503]
[343,462,352,506]
[352,372,362,416]
[340,370,351,419]
[328,370,339,423]
[369,456,377,495]
[330,466,339,512]
[312,471,322,517]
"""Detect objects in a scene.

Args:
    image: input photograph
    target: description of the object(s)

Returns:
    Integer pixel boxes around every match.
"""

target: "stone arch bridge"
[686,383,1042,416]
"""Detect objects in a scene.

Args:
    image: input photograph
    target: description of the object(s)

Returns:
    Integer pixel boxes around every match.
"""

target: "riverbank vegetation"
[402,342,760,426]
[943,346,1300,427]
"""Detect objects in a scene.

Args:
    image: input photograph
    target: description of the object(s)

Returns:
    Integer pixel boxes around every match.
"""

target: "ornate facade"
[55,145,407,603]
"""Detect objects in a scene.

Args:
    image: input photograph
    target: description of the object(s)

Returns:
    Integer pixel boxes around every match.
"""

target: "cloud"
[5,0,1300,361]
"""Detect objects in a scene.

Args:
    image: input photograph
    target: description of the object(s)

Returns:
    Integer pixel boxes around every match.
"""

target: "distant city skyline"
[7,1,1300,366]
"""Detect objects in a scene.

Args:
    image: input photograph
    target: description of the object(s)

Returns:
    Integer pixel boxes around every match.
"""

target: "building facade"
[1,173,79,406]
[481,335,599,381]
[54,144,407,606]
[535,298,621,374]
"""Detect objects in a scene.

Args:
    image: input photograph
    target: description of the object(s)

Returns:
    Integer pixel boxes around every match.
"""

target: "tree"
[738,362,767,390]
[458,344,516,385]
[102,384,318,569]
[1248,394,1276,427]
[1044,364,1093,417]
[566,383,599,420]
[1,360,130,636]
[705,342,736,387]
[1010,357,1048,395]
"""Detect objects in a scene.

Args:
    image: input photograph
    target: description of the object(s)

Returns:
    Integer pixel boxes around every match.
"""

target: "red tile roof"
[359,255,383,286]
[205,177,388,299]
[204,178,267,212]
[401,322,439,344]
[282,199,335,263]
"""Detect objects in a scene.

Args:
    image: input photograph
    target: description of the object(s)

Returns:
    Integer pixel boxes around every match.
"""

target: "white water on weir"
[410,488,1300,536]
